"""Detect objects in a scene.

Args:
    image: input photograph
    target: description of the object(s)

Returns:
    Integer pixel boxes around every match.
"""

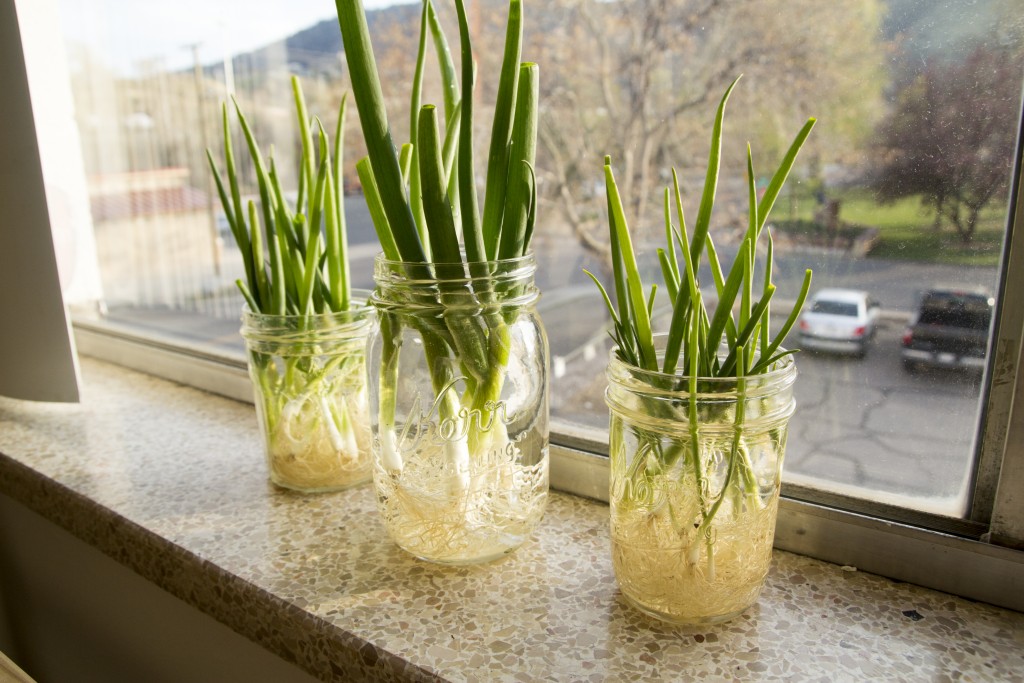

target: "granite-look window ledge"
[0,358,1021,681]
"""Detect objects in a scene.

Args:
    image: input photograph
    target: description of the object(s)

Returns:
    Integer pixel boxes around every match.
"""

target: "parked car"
[901,287,993,373]
[798,288,880,357]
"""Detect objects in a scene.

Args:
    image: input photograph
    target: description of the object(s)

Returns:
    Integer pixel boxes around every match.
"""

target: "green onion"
[207,77,368,490]
[596,76,815,379]
[498,62,539,260]
[481,0,523,258]
[335,0,425,263]
[336,0,540,473]
[591,77,816,573]
[208,78,354,317]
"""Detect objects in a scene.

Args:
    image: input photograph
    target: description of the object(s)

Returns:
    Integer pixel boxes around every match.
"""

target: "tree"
[871,45,1022,244]
[530,0,886,264]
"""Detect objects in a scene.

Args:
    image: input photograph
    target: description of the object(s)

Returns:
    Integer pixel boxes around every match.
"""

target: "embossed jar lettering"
[368,254,549,565]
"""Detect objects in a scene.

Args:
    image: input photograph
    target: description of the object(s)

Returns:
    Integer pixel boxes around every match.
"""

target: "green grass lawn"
[778,187,1008,267]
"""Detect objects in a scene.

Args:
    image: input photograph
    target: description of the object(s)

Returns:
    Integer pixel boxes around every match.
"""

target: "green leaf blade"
[605,162,656,370]
[335,0,426,263]
[453,0,484,263]
[497,62,539,260]
[690,76,740,272]
[481,0,524,258]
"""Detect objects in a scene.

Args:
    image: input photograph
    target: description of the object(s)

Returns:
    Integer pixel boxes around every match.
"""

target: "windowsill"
[0,358,1021,681]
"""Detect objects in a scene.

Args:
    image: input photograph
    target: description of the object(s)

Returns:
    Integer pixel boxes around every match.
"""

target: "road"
[784,319,982,514]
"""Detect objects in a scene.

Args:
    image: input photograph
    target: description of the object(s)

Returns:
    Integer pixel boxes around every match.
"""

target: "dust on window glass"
[55,0,1024,516]
[811,301,859,317]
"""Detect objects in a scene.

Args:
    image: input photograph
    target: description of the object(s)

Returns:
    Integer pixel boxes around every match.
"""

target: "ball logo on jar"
[610,441,666,509]
[395,377,516,453]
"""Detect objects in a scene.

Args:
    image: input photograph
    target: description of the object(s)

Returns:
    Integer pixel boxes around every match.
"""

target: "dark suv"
[901,287,993,373]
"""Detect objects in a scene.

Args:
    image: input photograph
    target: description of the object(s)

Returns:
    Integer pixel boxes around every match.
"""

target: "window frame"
[980,104,1024,548]
[16,0,1024,613]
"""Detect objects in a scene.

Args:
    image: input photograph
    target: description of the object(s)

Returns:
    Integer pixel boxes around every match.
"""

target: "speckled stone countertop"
[1,358,1022,681]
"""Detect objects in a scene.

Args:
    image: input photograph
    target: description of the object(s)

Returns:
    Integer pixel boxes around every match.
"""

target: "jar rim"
[607,345,796,385]
[240,291,375,344]
[371,252,538,310]
[605,338,797,431]
[605,337,798,405]
[241,303,373,324]
[373,251,536,270]
[240,289,374,324]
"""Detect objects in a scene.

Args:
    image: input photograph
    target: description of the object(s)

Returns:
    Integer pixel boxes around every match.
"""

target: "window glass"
[53,0,1024,518]
[810,301,860,317]
[918,291,993,331]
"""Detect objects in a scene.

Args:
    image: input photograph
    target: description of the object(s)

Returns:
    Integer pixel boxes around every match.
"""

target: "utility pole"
[188,42,222,277]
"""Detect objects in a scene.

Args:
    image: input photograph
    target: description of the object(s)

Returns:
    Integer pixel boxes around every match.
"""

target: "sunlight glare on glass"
[58,0,416,76]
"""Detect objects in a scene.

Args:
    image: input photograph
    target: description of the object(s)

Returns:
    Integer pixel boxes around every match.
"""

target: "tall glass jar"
[368,253,549,564]
[606,346,797,624]
[240,305,374,493]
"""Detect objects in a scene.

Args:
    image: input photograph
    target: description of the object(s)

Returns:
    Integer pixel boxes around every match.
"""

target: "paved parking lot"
[784,318,982,515]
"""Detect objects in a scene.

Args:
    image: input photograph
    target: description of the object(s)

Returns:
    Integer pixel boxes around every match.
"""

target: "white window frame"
[13,0,1024,613]
[73,113,1024,611]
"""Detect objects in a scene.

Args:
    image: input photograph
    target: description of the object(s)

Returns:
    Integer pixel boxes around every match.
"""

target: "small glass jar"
[606,345,797,624]
[240,305,373,493]
[368,253,549,564]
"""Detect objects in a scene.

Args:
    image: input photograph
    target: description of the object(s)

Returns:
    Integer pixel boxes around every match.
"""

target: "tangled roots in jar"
[374,440,548,564]
[611,495,779,624]
[266,389,372,492]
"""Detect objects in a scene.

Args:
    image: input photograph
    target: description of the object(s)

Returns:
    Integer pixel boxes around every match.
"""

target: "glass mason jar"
[240,305,374,493]
[368,253,549,564]
[606,345,797,624]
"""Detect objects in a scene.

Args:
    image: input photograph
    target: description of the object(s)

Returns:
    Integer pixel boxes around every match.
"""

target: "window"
[810,301,859,317]
[917,290,993,330]
[15,0,1024,605]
